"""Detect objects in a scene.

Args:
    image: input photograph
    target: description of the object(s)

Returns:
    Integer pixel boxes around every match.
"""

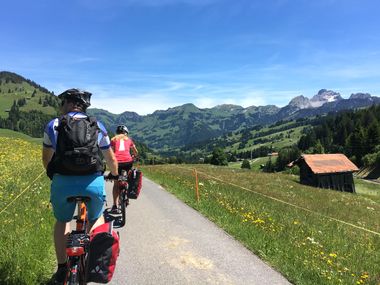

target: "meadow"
[141,164,380,285]
[1,127,379,285]
[0,131,54,284]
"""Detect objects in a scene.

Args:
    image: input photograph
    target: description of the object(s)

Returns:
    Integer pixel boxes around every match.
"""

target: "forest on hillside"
[0,99,57,137]
[206,106,380,172]
[297,105,380,167]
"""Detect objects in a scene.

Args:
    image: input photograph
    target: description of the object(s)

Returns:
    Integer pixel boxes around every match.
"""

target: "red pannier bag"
[127,169,143,199]
[86,222,120,283]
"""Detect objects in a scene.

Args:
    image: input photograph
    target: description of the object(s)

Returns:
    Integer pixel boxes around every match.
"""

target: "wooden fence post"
[193,169,200,202]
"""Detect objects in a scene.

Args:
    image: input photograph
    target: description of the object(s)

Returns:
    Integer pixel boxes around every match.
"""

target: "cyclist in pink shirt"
[110,125,138,212]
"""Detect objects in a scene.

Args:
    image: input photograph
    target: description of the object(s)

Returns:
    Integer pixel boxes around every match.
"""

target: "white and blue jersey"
[43,111,111,150]
[43,111,110,223]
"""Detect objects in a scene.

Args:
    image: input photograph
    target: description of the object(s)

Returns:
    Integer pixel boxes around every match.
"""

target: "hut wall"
[299,163,314,185]
[316,172,355,193]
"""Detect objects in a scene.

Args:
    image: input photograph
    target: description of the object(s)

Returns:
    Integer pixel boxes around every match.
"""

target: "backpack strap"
[88,116,99,128]
[54,114,70,131]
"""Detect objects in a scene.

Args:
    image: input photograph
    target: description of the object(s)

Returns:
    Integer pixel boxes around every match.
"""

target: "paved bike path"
[105,177,291,285]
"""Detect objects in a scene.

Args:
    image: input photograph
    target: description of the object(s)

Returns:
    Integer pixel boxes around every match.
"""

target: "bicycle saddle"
[67,196,91,203]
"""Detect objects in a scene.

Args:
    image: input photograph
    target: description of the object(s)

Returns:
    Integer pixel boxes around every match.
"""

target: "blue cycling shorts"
[50,174,106,223]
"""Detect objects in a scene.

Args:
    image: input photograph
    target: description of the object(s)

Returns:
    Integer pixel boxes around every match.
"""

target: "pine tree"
[366,122,380,153]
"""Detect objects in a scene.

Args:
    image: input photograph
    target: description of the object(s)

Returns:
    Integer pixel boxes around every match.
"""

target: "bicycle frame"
[65,197,90,285]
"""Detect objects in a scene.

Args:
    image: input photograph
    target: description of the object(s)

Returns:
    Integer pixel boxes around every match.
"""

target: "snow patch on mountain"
[310,89,343,107]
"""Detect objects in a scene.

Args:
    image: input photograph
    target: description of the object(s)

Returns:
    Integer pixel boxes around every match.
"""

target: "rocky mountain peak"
[349,93,371,100]
[288,95,311,109]
[310,89,342,107]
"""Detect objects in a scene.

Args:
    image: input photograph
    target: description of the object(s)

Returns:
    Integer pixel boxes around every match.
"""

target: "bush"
[210,148,228,166]
[275,146,301,171]
[241,159,251,169]
[362,150,380,167]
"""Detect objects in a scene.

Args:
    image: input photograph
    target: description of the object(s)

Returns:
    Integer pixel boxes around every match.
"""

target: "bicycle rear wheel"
[66,262,79,285]
[65,255,87,285]
[118,189,127,227]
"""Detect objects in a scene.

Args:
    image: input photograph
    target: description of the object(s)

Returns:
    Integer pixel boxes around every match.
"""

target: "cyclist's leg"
[112,180,119,208]
[126,161,133,173]
[51,175,78,263]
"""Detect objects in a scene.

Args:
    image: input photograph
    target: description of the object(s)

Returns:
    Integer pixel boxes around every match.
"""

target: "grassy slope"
[0,128,42,144]
[231,125,306,153]
[0,134,54,284]
[0,81,56,118]
[230,158,379,196]
[142,164,380,285]
[229,157,272,171]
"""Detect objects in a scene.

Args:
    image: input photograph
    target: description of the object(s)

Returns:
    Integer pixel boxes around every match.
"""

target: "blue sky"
[1,0,380,115]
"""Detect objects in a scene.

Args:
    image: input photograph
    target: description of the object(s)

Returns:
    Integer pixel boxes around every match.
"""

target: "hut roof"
[292,154,359,174]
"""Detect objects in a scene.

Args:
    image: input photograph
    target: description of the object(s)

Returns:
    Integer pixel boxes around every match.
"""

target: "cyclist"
[110,125,138,212]
[42,88,119,284]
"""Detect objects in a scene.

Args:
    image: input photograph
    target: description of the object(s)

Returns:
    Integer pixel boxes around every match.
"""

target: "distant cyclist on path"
[110,125,138,212]
[42,88,119,284]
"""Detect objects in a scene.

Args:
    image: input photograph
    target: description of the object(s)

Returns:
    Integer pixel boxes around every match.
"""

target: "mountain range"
[1,71,379,153]
[88,89,380,151]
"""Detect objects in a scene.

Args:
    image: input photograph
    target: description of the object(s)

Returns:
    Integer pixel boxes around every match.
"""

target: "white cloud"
[91,95,172,115]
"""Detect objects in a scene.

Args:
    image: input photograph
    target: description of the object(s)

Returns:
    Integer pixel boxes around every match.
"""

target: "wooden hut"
[289,154,359,193]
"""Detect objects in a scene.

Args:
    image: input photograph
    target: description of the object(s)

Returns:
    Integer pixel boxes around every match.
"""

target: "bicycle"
[104,169,129,228]
[64,196,91,285]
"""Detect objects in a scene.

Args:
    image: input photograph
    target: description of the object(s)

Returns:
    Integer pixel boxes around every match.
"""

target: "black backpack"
[47,114,104,178]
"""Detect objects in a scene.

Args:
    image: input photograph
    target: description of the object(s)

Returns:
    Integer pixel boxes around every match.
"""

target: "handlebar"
[104,173,119,181]
[104,171,128,182]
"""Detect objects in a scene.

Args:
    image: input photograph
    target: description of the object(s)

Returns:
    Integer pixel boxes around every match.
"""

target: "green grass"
[0,136,55,284]
[355,178,380,196]
[141,164,380,285]
[0,128,42,144]
[229,157,275,171]
[225,124,308,154]
[0,82,56,118]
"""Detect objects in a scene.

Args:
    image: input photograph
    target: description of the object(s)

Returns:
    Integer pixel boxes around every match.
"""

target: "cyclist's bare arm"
[102,147,119,175]
[132,145,138,157]
[42,146,54,169]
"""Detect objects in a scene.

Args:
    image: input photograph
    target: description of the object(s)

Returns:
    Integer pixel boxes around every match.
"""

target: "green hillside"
[0,128,42,144]
[177,118,313,162]
[0,72,59,137]
[0,71,58,118]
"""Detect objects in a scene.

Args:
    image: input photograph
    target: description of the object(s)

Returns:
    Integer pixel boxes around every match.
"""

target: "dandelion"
[361,273,369,279]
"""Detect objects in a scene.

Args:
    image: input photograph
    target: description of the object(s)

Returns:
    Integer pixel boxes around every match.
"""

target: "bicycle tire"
[66,263,79,285]
[66,259,87,285]
[119,189,127,227]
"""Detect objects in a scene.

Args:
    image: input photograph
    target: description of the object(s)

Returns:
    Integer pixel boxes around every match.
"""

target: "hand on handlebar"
[105,172,119,181]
